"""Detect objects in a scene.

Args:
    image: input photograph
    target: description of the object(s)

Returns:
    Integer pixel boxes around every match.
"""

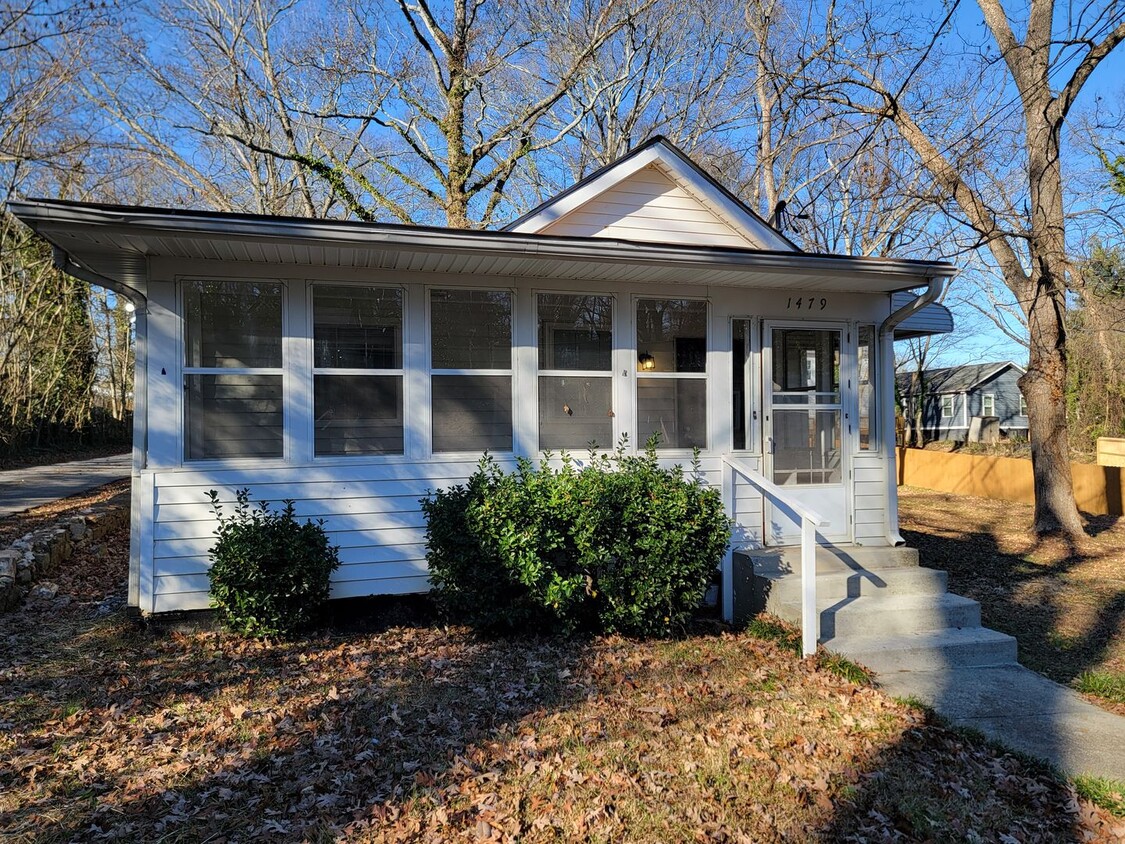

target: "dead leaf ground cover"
[898,486,1125,715]
[2,496,1123,842]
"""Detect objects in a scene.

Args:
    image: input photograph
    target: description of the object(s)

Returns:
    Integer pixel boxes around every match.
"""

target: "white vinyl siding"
[146,456,723,612]
[540,165,754,249]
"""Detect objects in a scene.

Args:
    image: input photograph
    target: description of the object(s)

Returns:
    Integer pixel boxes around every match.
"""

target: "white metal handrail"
[722,455,828,658]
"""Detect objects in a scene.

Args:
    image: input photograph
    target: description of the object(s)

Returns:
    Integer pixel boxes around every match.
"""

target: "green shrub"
[205,489,340,638]
[421,439,731,636]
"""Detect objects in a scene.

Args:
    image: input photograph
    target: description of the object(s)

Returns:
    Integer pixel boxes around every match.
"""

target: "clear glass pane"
[858,326,875,450]
[733,320,747,450]
[184,281,282,368]
[431,289,511,370]
[771,329,839,402]
[314,286,402,369]
[185,374,282,459]
[772,408,842,485]
[314,375,403,455]
[432,375,512,452]
[538,376,612,450]
[637,378,706,449]
[538,294,612,371]
[636,299,707,373]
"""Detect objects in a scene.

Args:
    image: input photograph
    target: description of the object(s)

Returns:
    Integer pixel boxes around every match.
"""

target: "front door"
[762,323,850,544]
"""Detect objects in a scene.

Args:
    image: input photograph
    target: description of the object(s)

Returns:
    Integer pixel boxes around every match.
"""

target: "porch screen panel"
[537,294,613,450]
[431,290,513,452]
[770,328,841,485]
[636,298,707,449]
[183,281,283,460]
[313,285,404,456]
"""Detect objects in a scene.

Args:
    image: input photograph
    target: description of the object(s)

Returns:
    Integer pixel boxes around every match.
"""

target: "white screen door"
[763,324,850,544]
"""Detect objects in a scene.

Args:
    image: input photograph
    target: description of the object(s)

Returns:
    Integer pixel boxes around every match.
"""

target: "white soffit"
[505,138,796,252]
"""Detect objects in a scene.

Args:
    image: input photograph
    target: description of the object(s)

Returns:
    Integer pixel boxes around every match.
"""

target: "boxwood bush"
[421,439,731,636]
[206,489,340,638]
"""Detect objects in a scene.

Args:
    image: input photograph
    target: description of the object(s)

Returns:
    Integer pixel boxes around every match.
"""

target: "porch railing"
[721,455,828,658]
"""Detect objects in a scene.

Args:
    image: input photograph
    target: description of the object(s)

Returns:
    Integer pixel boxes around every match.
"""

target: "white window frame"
[309,282,406,460]
[634,295,710,453]
[982,393,995,417]
[179,277,287,465]
[941,395,954,419]
[1019,394,1028,417]
[427,285,515,457]
[535,291,616,453]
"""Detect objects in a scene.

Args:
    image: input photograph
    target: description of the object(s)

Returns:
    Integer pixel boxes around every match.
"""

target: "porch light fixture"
[638,352,656,371]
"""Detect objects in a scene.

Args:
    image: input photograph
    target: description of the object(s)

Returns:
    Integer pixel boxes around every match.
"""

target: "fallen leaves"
[1,513,1122,842]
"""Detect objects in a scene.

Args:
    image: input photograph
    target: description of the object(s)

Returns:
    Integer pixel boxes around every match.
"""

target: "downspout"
[877,277,947,545]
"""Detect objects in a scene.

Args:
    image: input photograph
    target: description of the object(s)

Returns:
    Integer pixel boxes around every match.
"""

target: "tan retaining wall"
[896,447,1125,516]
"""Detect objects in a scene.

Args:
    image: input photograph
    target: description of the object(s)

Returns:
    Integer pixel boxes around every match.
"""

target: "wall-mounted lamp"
[638,352,656,371]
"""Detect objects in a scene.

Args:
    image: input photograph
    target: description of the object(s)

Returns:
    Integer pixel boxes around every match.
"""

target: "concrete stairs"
[735,545,1018,672]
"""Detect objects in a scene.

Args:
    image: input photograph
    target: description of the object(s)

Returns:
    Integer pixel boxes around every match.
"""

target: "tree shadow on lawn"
[900,522,1125,691]
[3,605,1110,842]
[3,609,596,842]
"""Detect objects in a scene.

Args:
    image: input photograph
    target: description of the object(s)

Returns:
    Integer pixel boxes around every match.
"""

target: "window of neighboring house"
[183,280,284,460]
[312,285,404,456]
[636,298,707,449]
[430,288,513,453]
[1019,394,1028,417]
[982,393,995,417]
[858,326,876,450]
[537,293,613,450]
[941,395,954,419]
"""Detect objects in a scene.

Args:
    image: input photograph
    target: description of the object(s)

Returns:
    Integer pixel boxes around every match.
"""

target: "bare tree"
[820,0,1125,536]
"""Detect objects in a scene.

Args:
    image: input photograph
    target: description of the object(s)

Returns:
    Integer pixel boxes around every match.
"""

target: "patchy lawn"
[899,486,1125,716]
[2,497,1124,841]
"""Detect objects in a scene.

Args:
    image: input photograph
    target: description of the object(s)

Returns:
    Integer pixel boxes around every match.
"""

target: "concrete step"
[828,627,1019,672]
[758,565,949,607]
[742,544,920,577]
[777,593,982,639]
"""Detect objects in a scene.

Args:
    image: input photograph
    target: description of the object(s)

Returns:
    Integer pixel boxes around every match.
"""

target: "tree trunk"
[1019,283,1085,535]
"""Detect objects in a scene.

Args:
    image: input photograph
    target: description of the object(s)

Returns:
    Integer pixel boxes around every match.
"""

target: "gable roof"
[897,361,1026,396]
[505,136,797,252]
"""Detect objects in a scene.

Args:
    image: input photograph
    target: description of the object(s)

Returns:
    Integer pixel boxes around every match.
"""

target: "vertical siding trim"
[513,289,537,456]
[287,281,313,464]
[147,281,181,468]
[136,472,157,613]
[721,458,735,623]
[404,285,429,459]
[615,296,637,451]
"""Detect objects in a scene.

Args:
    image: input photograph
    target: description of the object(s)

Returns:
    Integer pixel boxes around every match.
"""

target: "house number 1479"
[786,296,827,311]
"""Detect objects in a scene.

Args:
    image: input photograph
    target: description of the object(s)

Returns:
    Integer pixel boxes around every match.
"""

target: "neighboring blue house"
[897,361,1028,441]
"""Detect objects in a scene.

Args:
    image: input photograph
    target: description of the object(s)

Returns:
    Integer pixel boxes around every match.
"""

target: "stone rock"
[16,567,32,584]
[69,517,88,541]
[0,550,18,581]
[29,582,58,601]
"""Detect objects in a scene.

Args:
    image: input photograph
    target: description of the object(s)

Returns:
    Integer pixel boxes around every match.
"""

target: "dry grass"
[3,501,1124,840]
[899,486,1125,715]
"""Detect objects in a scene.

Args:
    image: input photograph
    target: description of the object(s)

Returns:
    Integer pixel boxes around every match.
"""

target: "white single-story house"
[9,138,956,623]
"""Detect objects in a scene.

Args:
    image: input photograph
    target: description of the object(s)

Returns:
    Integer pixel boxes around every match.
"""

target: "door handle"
[767,437,775,454]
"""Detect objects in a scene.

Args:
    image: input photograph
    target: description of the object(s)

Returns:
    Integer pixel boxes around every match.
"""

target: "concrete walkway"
[876,663,1125,780]
[0,454,131,518]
